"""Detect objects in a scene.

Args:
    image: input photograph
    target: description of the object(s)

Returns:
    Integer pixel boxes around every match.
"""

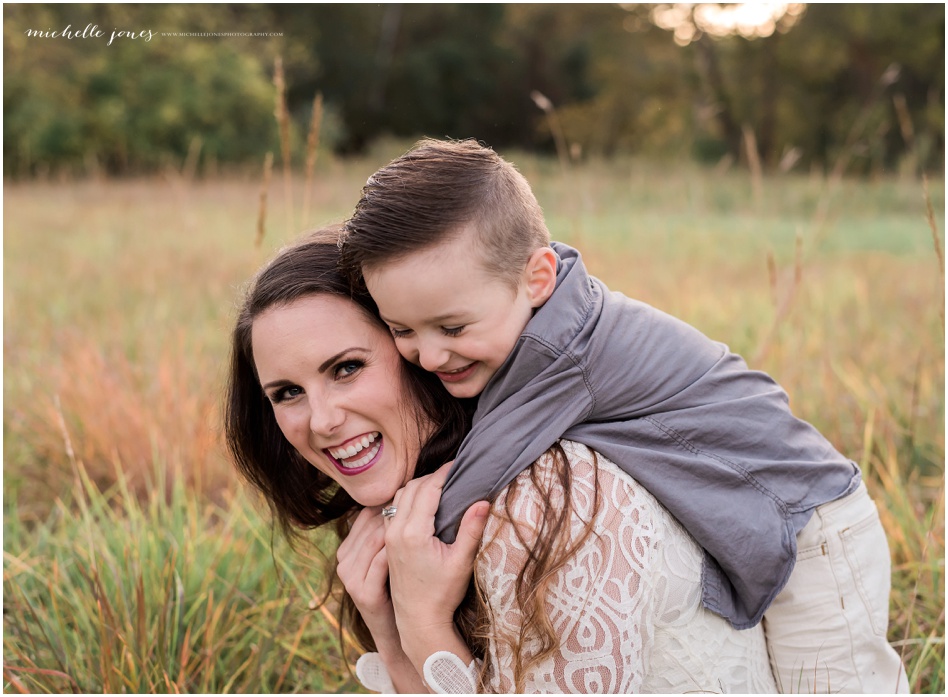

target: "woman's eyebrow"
[262,378,292,391]
[318,348,365,373]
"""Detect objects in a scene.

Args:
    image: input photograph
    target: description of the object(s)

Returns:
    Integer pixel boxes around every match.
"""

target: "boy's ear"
[524,247,558,308]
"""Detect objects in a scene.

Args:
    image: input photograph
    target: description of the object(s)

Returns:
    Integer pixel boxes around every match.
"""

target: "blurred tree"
[269,4,383,153]
[376,5,513,145]
[777,3,945,174]
[534,4,697,157]
[642,3,945,173]
[4,4,280,176]
[3,3,943,175]
[272,4,599,152]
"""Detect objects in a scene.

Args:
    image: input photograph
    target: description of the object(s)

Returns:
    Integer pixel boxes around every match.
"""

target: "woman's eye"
[390,327,413,339]
[272,386,302,403]
[335,360,364,379]
[442,325,465,337]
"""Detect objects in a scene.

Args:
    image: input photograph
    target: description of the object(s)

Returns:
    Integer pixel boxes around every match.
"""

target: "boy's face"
[362,232,545,399]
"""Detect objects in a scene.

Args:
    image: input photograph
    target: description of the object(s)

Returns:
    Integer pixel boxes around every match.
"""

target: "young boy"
[340,138,908,692]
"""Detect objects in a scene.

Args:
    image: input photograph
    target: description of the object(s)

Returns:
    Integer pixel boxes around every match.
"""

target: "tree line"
[3,3,943,177]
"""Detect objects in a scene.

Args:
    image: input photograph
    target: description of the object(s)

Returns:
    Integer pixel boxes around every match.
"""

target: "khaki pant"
[763,482,910,694]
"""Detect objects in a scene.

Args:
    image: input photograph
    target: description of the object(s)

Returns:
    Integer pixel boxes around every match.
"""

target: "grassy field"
[3,152,945,692]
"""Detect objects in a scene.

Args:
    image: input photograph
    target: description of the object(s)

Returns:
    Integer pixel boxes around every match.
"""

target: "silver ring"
[381,505,397,519]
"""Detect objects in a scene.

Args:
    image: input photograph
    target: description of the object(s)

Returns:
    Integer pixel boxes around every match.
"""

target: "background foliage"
[4,3,944,176]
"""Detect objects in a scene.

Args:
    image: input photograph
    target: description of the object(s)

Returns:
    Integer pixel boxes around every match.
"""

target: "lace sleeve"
[473,442,661,693]
[423,651,479,694]
[354,653,396,694]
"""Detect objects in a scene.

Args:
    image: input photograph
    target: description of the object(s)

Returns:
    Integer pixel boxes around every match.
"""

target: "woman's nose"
[308,394,346,437]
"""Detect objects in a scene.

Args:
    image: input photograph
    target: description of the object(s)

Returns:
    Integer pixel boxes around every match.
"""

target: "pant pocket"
[839,508,891,637]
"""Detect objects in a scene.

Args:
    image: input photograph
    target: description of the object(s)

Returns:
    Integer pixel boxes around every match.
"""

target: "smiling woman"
[226,226,491,692]
[251,293,418,506]
[223,227,473,678]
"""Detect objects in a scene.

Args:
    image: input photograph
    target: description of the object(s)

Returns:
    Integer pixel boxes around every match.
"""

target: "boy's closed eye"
[389,326,413,339]
[388,325,466,338]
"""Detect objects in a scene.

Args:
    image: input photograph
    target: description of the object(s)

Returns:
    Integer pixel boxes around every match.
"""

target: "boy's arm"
[578,290,730,420]
[430,281,720,545]
[433,345,593,543]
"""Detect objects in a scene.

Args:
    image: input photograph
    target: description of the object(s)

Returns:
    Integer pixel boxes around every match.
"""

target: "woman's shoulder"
[487,439,682,546]
[534,438,642,480]
[530,439,666,511]
[504,440,704,580]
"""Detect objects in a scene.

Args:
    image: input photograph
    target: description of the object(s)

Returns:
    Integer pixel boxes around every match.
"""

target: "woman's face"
[251,294,420,507]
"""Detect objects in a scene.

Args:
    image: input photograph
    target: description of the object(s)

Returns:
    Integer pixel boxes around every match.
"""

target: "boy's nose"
[417,339,450,373]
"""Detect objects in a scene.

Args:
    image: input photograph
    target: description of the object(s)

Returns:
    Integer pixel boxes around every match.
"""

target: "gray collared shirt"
[433,241,860,629]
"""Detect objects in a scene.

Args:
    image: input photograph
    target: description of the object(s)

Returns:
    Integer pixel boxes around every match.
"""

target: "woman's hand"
[383,463,490,667]
[336,505,393,629]
[337,505,427,693]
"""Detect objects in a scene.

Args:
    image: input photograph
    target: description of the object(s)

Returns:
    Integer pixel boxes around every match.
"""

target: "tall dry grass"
[301,92,325,227]
[4,456,360,693]
[273,56,294,236]
[256,151,274,249]
[3,153,944,692]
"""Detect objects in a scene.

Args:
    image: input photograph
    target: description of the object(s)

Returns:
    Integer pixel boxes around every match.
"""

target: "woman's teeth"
[329,433,381,468]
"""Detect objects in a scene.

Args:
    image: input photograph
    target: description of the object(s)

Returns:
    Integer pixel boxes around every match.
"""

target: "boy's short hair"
[341,138,550,289]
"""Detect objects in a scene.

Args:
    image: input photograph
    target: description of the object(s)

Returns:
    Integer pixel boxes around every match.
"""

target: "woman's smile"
[324,432,384,474]
[251,294,420,506]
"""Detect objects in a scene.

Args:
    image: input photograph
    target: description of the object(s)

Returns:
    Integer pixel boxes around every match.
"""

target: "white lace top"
[357,441,777,693]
